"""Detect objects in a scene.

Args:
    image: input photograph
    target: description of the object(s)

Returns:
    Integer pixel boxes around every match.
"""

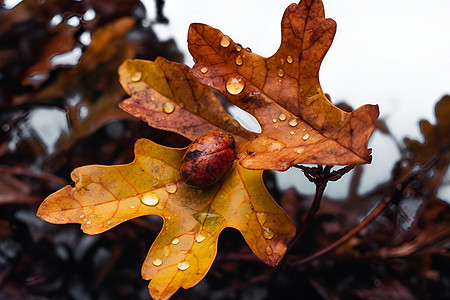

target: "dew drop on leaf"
[289,119,297,127]
[171,237,180,245]
[235,55,243,66]
[272,118,277,123]
[141,192,159,206]
[301,133,310,141]
[235,44,242,51]
[266,246,273,256]
[200,67,208,74]
[226,76,244,95]
[195,233,206,243]
[245,47,252,52]
[162,102,175,114]
[163,246,171,257]
[286,55,293,64]
[220,35,231,47]
[296,148,304,154]
[278,113,286,121]
[290,131,295,135]
[152,258,163,267]
[130,71,142,82]
[165,183,177,194]
[177,261,190,271]
[267,141,285,152]
[277,69,285,77]
[256,212,267,225]
[263,227,275,240]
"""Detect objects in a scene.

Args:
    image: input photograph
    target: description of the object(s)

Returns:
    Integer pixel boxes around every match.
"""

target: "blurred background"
[1,0,449,299]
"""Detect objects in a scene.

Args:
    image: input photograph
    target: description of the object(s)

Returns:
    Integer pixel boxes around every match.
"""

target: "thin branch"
[287,146,449,267]
[0,165,68,187]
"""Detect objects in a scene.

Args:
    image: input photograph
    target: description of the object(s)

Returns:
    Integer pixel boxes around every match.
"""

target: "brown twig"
[0,165,68,187]
[288,146,449,267]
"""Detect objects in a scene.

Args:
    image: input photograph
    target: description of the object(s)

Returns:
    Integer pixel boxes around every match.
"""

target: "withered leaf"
[188,0,379,170]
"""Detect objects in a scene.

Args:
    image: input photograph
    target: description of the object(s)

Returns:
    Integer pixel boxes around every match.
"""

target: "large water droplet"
[235,55,243,66]
[263,227,275,240]
[220,35,231,47]
[289,119,298,127]
[195,233,206,243]
[226,76,244,95]
[200,67,208,74]
[302,133,310,141]
[177,261,190,271]
[162,102,175,114]
[171,237,180,245]
[286,55,293,64]
[277,69,285,77]
[152,258,163,266]
[141,192,159,206]
[278,113,286,121]
[165,183,177,194]
[256,212,268,225]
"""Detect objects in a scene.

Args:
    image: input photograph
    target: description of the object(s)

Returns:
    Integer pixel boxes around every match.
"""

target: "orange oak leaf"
[37,138,295,300]
[186,0,379,170]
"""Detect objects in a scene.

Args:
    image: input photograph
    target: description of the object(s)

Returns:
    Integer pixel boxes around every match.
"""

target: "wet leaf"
[187,0,379,170]
[119,57,253,146]
[37,138,295,299]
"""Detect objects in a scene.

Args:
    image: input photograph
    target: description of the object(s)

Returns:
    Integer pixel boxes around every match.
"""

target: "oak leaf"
[37,138,295,299]
[120,0,378,172]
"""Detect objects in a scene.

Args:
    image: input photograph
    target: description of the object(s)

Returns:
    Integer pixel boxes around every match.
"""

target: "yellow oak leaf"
[37,138,295,299]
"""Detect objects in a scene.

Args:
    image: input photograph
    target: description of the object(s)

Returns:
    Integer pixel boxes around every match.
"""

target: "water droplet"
[200,67,208,74]
[86,221,92,225]
[280,58,285,65]
[165,216,171,221]
[163,246,171,257]
[286,55,293,64]
[162,102,175,114]
[267,141,285,152]
[278,113,286,121]
[263,227,275,240]
[235,55,243,66]
[277,69,285,77]
[272,118,277,123]
[266,246,273,256]
[165,183,177,194]
[141,192,159,206]
[226,76,245,95]
[83,218,88,222]
[296,148,304,154]
[245,47,252,52]
[290,131,295,135]
[171,238,180,245]
[302,133,310,140]
[130,71,142,82]
[130,205,136,209]
[153,258,163,266]
[220,35,231,47]
[245,213,251,221]
[177,261,190,271]
[256,212,268,225]
[235,44,242,51]
[195,233,206,243]
[289,119,298,127]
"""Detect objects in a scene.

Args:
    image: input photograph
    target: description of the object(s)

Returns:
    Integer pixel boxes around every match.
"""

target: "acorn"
[180,132,236,188]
